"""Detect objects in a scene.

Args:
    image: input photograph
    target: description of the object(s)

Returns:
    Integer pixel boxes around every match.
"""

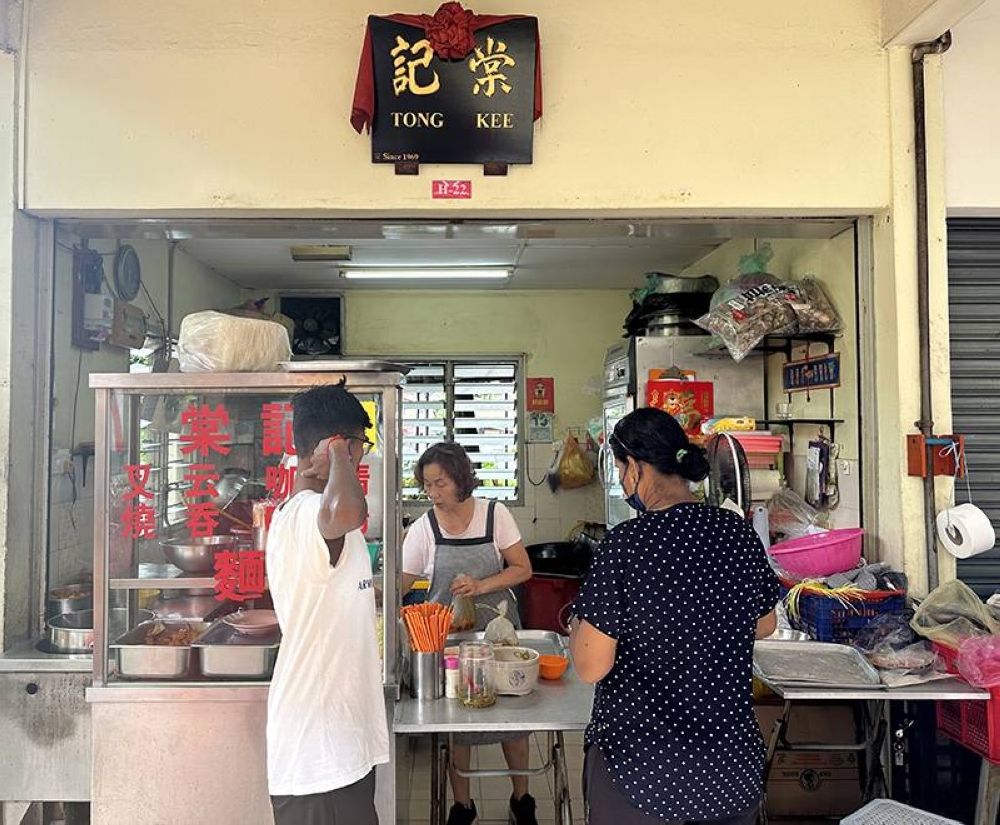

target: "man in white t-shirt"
[266,383,389,825]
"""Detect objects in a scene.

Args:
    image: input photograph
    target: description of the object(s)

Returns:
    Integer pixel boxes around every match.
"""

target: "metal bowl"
[161,535,237,573]
[46,583,93,619]
[47,608,155,654]
[765,628,811,642]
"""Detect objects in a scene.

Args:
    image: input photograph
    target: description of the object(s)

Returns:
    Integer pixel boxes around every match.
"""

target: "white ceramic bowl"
[490,646,540,695]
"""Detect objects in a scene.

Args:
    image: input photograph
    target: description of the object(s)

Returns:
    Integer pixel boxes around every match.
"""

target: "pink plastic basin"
[767,528,865,578]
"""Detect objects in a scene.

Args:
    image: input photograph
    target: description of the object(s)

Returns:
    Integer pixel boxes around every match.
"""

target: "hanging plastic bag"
[766,489,825,540]
[957,636,1000,687]
[482,600,519,647]
[695,245,800,362]
[910,579,1000,648]
[557,434,595,489]
[450,593,476,632]
[788,278,843,333]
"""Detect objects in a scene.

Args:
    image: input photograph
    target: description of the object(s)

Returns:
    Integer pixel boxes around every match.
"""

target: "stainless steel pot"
[46,584,93,619]
[47,608,154,654]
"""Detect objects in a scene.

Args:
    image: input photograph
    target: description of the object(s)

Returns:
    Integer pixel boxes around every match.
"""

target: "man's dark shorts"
[271,769,377,825]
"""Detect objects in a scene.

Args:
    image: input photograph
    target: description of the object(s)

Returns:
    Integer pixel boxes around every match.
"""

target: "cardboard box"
[766,751,862,818]
[645,379,714,437]
[754,703,862,818]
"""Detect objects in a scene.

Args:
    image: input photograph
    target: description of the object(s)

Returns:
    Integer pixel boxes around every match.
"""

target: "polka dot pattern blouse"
[573,503,781,821]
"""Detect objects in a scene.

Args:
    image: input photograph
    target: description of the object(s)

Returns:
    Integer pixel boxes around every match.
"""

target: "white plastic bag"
[177,311,292,373]
[483,600,518,647]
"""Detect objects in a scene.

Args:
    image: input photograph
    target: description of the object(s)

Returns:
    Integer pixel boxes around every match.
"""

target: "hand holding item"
[451,574,480,598]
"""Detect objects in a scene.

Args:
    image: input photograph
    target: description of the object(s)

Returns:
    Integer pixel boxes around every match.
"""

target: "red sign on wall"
[432,180,472,199]
[526,377,554,413]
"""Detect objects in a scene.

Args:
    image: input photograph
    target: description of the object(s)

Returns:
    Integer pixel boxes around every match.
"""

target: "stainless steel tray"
[446,630,568,658]
[111,620,209,680]
[753,640,882,689]
[280,360,411,374]
[193,619,280,679]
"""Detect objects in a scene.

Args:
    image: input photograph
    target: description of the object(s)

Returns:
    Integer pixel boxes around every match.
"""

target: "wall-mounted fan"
[280,296,342,357]
[705,433,752,518]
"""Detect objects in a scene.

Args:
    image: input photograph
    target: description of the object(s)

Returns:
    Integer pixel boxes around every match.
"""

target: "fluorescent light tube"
[340,268,511,280]
[290,245,353,262]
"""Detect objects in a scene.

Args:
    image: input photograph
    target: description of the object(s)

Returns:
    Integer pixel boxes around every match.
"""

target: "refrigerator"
[601,334,765,527]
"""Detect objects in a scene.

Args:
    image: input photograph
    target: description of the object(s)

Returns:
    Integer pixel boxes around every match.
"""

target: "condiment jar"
[444,655,460,699]
[458,641,496,709]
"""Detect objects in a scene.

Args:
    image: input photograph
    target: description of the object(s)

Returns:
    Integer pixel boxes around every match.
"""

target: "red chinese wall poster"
[526,377,554,413]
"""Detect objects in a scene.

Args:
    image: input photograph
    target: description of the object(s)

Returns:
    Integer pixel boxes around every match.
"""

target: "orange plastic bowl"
[538,654,569,680]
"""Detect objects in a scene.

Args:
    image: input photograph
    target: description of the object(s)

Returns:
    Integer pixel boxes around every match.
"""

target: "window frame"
[398,354,526,508]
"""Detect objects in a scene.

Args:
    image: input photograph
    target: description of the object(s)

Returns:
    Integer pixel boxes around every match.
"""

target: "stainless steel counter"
[394,665,594,733]
[0,640,93,672]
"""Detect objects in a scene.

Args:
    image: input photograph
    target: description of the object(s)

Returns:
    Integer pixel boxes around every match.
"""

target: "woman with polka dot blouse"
[570,407,780,825]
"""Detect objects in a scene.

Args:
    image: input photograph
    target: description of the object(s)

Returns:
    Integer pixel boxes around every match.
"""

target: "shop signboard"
[351,3,542,167]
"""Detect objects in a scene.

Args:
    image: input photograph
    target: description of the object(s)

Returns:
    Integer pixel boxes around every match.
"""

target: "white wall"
[944,0,1000,213]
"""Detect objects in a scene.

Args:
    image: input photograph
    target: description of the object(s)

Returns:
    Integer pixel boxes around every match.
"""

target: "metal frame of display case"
[89,368,405,690]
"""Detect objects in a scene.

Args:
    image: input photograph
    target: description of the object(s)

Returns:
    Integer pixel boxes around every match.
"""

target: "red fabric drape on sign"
[350,10,543,134]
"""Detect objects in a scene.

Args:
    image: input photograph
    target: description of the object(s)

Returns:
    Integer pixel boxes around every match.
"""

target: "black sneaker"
[509,793,538,825]
[446,800,478,825]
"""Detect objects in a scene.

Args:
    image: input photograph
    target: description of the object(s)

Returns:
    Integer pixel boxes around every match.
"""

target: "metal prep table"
[759,678,992,823]
[394,652,594,825]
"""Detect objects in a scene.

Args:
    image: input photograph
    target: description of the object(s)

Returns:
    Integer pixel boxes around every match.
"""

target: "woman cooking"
[401,442,536,825]
[570,407,780,825]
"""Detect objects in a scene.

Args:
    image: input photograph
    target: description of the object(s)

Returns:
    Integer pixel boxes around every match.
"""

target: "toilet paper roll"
[937,503,997,559]
[750,469,784,501]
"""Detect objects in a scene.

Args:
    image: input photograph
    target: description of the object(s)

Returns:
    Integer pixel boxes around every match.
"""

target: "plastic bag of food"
[854,612,916,655]
[866,641,941,672]
[910,579,1000,648]
[696,280,798,362]
[557,434,595,489]
[957,636,1000,687]
[766,489,826,540]
[788,278,843,334]
[450,593,476,632]
[177,311,291,373]
[483,600,518,647]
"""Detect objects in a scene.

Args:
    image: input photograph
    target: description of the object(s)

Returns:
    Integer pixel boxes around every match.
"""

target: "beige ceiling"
[67,218,856,291]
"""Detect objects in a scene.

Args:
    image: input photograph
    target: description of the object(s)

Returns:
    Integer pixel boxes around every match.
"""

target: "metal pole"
[911,31,952,592]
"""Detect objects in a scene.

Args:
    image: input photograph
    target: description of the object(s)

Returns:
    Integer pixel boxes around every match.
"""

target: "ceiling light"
[290,244,353,262]
[340,268,511,280]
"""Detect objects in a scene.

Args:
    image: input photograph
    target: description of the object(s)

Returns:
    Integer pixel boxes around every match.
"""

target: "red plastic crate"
[934,641,1000,764]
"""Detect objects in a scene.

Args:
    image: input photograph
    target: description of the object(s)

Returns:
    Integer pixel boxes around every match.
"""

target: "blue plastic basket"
[782,582,906,644]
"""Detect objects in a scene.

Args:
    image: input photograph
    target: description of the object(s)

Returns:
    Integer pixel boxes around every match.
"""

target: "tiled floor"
[396,732,586,824]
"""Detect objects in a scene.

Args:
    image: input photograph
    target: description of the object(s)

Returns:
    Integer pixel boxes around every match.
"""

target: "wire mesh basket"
[840,799,963,825]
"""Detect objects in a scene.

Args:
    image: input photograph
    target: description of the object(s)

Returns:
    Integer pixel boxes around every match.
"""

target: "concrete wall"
[944,0,1000,214]
[22,0,893,215]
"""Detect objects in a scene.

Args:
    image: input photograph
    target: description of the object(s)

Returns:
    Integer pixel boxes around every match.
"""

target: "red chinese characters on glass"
[265,464,297,502]
[213,549,266,602]
[358,463,371,534]
[121,464,157,539]
[261,403,295,457]
[180,404,232,457]
[184,465,220,538]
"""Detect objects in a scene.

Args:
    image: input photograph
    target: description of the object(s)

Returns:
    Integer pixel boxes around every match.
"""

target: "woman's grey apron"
[426,500,525,746]
[426,500,521,632]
